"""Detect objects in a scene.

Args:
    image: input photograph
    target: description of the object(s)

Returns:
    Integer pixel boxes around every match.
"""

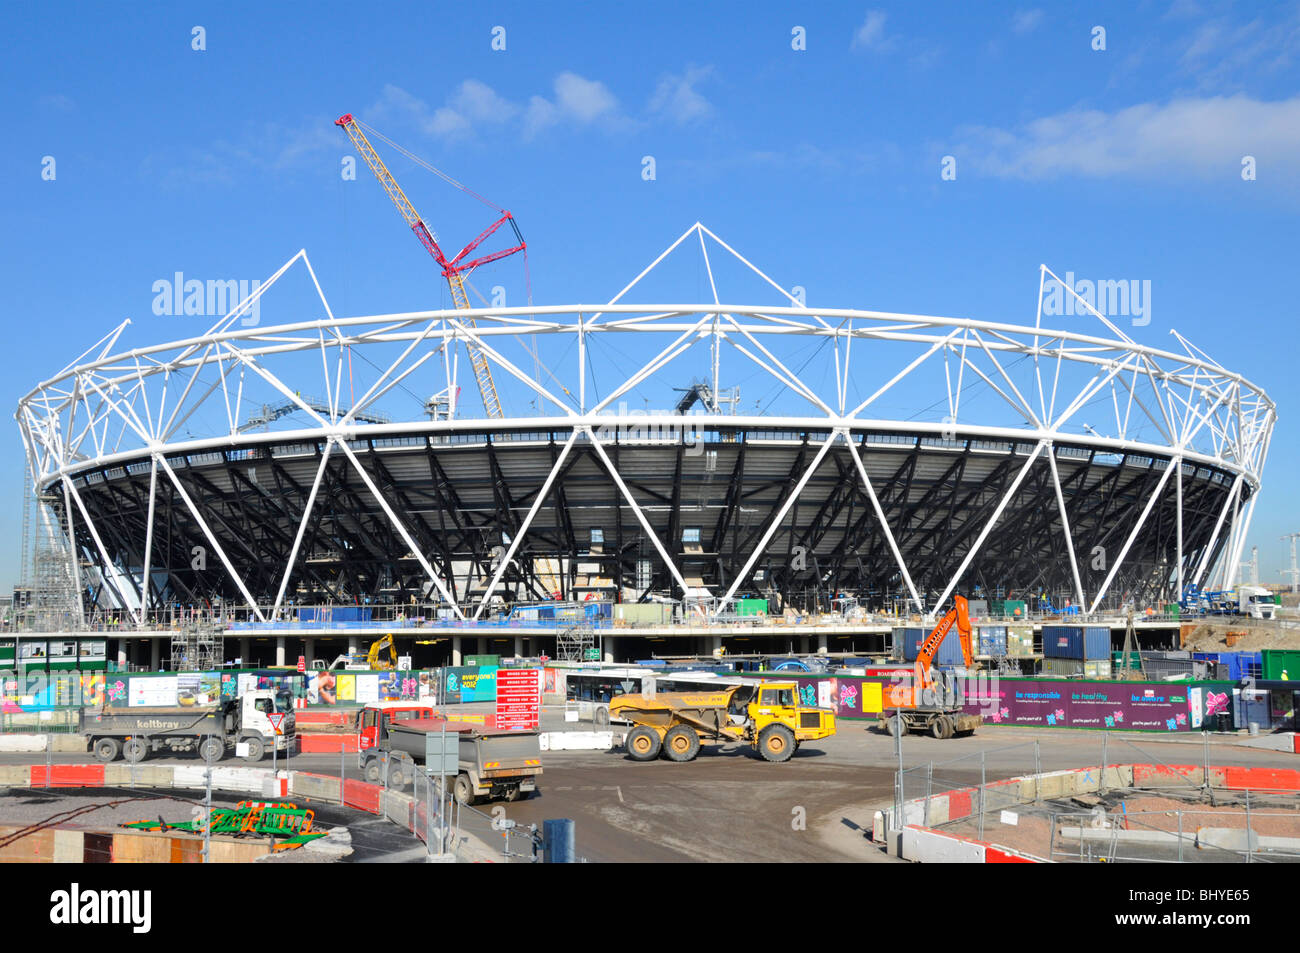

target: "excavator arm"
[914,595,973,693]
[366,635,397,670]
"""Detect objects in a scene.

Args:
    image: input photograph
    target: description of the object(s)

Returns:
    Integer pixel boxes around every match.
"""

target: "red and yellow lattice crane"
[336,113,526,419]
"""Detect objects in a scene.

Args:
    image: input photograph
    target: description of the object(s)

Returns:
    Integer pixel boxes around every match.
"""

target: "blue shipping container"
[899,627,966,665]
[1042,625,1110,660]
[978,626,1007,656]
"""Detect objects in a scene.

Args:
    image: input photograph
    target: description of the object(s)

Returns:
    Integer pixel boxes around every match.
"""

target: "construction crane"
[336,113,526,419]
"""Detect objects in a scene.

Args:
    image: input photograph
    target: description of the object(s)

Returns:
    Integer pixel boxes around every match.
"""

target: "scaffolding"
[170,621,224,672]
[556,622,595,662]
[19,473,85,633]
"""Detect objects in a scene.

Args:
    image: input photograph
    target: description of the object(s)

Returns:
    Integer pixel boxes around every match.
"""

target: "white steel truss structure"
[15,226,1274,624]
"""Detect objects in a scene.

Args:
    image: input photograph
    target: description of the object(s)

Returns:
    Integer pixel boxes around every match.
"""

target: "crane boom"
[336,113,523,420]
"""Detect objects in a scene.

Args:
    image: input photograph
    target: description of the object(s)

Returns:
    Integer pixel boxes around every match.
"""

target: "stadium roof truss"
[16,225,1275,623]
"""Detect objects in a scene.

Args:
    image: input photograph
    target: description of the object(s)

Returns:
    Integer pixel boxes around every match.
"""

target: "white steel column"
[139,458,159,623]
[1176,461,1184,601]
[1191,475,1243,590]
[843,434,923,612]
[63,476,140,625]
[272,442,334,617]
[335,440,464,618]
[586,428,693,596]
[1088,460,1178,614]
[714,431,838,617]
[472,432,580,620]
[1046,448,1087,611]
[932,442,1047,615]
[154,454,267,622]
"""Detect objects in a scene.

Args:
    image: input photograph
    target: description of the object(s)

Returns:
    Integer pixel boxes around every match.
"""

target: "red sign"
[496,669,541,730]
[297,656,306,673]
[267,713,287,735]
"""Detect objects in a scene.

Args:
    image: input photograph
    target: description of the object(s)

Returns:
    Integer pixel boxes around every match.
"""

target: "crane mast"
[336,113,525,420]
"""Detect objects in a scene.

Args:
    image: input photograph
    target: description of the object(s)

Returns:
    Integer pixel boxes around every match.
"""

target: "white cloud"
[553,72,619,122]
[956,95,1300,180]
[851,10,891,51]
[648,66,714,123]
[1011,9,1044,34]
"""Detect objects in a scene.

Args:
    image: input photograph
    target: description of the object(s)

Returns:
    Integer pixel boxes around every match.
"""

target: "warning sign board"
[495,669,541,730]
[267,713,287,736]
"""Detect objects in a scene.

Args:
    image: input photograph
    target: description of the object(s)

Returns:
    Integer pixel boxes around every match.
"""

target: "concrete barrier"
[0,765,31,787]
[902,826,986,862]
[288,771,343,804]
[0,735,47,753]
[1197,827,1300,852]
[539,731,614,751]
[381,789,413,828]
[103,764,175,788]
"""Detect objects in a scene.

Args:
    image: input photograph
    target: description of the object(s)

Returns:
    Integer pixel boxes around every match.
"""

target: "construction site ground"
[946,788,1300,863]
[8,709,1300,862]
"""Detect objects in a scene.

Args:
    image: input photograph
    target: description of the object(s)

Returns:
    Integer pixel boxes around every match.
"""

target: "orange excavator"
[880,594,983,739]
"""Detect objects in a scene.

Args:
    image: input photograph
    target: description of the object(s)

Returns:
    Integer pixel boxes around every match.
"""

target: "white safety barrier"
[538,731,615,751]
[0,735,47,753]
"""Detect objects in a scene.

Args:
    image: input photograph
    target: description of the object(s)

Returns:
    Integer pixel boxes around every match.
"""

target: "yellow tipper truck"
[609,681,835,763]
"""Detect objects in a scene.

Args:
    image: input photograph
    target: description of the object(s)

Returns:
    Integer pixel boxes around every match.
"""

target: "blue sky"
[2,0,1299,592]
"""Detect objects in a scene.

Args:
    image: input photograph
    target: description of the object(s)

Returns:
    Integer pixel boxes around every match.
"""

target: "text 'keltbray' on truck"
[609,679,836,763]
[356,701,542,805]
[83,689,295,764]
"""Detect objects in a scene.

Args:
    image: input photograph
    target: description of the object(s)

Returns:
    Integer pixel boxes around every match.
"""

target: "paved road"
[5,724,1295,862]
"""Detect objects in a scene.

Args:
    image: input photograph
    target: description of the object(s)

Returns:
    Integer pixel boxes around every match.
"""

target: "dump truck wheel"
[386,758,408,790]
[123,739,148,764]
[199,737,225,763]
[625,726,661,762]
[663,726,700,762]
[453,774,475,806]
[242,736,266,762]
[93,738,121,763]
[879,715,895,737]
[363,760,382,783]
[758,724,796,763]
[930,715,953,740]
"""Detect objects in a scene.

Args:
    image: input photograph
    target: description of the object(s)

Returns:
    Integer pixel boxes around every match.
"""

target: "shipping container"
[1042,625,1111,660]
[1006,625,1035,657]
[615,603,673,625]
[1263,649,1300,681]
[1042,658,1113,678]
[977,625,1007,656]
[735,598,769,617]
[898,626,966,665]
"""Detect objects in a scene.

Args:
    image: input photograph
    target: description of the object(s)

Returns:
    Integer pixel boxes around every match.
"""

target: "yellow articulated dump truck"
[609,681,835,763]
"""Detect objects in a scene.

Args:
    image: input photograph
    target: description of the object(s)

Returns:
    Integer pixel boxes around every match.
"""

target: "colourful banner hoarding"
[443,666,498,704]
[774,673,1232,732]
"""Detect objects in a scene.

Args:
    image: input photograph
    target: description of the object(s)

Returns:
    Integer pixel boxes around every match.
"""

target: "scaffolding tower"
[19,473,85,633]
[170,621,224,672]
[556,622,596,662]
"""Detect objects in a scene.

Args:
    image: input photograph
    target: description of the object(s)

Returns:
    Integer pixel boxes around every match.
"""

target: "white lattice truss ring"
[15,226,1274,624]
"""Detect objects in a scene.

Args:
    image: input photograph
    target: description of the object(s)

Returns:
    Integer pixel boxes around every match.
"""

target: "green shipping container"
[465,654,501,667]
[1001,600,1027,619]
[735,599,768,617]
[1263,649,1300,681]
